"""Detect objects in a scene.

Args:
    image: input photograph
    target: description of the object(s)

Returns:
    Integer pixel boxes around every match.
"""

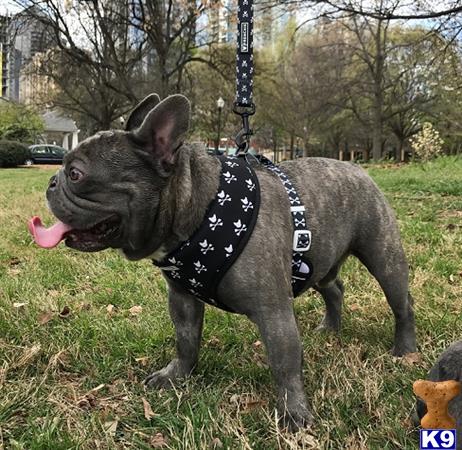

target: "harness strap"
[154,155,260,313]
[253,155,313,294]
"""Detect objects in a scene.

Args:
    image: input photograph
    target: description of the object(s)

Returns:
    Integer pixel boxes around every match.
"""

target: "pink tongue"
[28,216,73,249]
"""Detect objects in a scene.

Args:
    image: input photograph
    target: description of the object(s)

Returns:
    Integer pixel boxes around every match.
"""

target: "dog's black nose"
[48,175,58,190]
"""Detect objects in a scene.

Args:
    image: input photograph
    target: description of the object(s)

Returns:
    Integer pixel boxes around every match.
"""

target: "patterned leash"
[233,0,313,292]
[234,0,255,152]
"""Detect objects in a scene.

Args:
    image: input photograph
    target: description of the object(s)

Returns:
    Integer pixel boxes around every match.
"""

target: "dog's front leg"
[253,307,313,432]
[145,284,204,389]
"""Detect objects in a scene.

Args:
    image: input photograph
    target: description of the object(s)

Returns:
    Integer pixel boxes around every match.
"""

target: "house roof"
[42,110,78,133]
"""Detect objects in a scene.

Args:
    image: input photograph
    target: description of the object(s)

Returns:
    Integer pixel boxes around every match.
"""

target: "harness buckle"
[293,229,312,252]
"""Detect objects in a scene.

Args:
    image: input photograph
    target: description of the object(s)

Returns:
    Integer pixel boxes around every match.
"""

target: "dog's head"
[33,94,191,260]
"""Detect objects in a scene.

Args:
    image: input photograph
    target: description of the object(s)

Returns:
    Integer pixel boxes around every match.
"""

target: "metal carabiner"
[233,103,255,153]
[235,128,251,153]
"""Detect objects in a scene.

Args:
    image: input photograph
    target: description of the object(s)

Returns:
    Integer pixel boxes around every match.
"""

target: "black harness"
[154,154,313,312]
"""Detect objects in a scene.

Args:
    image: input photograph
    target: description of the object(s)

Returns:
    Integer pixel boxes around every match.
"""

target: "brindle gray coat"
[46,94,416,431]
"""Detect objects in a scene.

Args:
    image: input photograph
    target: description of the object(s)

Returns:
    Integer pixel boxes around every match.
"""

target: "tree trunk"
[372,97,384,161]
[372,19,385,161]
[343,141,349,161]
[363,148,370,161]
[289,133,295,160]
[273,135,278,162]
[397,140,404,162]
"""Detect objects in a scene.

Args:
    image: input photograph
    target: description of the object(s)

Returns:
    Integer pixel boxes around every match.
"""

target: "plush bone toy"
[413,379,461,429]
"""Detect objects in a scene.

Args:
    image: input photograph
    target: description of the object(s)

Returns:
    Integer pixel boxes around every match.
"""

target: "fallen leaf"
[207,336,221,346]
[150,432,168,448]
[242,398,268,412]
[103,420,118,436]
[295,432,320,447]
[38,311,54,325]
[106,304,117,315]
[129,305,143,316]
[350,303,361,312]
[402,352,422,366]
[13,302,27,309]
[77,393,97,410]
[252,340,263,349]
[142,397,156,420]
[135,356,150,366]
[78,302,91,311]
[59,306,71,318]
[210,437,223,448]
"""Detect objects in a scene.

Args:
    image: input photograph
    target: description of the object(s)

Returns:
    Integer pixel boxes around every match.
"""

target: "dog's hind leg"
[354,238,416,356]
[314,278,344,333]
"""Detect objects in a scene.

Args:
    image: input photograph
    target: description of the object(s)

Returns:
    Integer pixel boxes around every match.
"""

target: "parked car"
[206,147,226,156]
[25,144,68,165]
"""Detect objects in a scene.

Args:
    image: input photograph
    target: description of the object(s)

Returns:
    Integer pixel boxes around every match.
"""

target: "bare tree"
[264,0,462,21]
[129,0,222,98]
[337,11,448,160]
[14,0,148,132]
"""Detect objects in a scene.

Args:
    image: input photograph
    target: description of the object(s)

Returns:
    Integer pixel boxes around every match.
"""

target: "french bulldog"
[30,94,416,431]
[415,341,462,448]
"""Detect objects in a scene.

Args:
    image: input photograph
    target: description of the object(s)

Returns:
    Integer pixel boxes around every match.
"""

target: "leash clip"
[233,102,255,154]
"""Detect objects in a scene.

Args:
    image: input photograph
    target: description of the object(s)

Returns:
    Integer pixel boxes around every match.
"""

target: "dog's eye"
[69,167,84,182]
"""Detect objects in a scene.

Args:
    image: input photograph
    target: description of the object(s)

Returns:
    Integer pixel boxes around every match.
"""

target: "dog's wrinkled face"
[44,94,191,259]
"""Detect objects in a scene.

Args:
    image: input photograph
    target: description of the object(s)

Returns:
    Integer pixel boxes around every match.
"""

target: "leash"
[234,0,255,153]
[233,0,313,293]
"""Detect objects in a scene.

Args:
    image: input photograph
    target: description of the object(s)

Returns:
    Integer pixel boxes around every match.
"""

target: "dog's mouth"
[28,215,121,252]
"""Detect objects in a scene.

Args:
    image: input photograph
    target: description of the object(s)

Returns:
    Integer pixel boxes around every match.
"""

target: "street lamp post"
[216,97,225,153]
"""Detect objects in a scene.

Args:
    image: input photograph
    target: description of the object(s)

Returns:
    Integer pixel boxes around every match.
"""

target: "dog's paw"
[279,404,314,433]
[315,317,340,334]
[391,343,417,357]
[144,359,189,389]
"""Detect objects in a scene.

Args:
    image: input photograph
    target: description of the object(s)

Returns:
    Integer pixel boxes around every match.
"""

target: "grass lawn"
[0,156,461,449]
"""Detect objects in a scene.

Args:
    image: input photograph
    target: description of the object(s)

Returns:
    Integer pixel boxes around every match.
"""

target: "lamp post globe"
[216,97,225,152]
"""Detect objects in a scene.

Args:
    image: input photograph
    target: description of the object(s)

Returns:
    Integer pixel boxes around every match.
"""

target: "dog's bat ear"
[131,94,191,167]
[125,94,161,131]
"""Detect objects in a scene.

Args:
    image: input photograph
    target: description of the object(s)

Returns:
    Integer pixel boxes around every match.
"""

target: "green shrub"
[0,103,44,142]
[0,140,29,168]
